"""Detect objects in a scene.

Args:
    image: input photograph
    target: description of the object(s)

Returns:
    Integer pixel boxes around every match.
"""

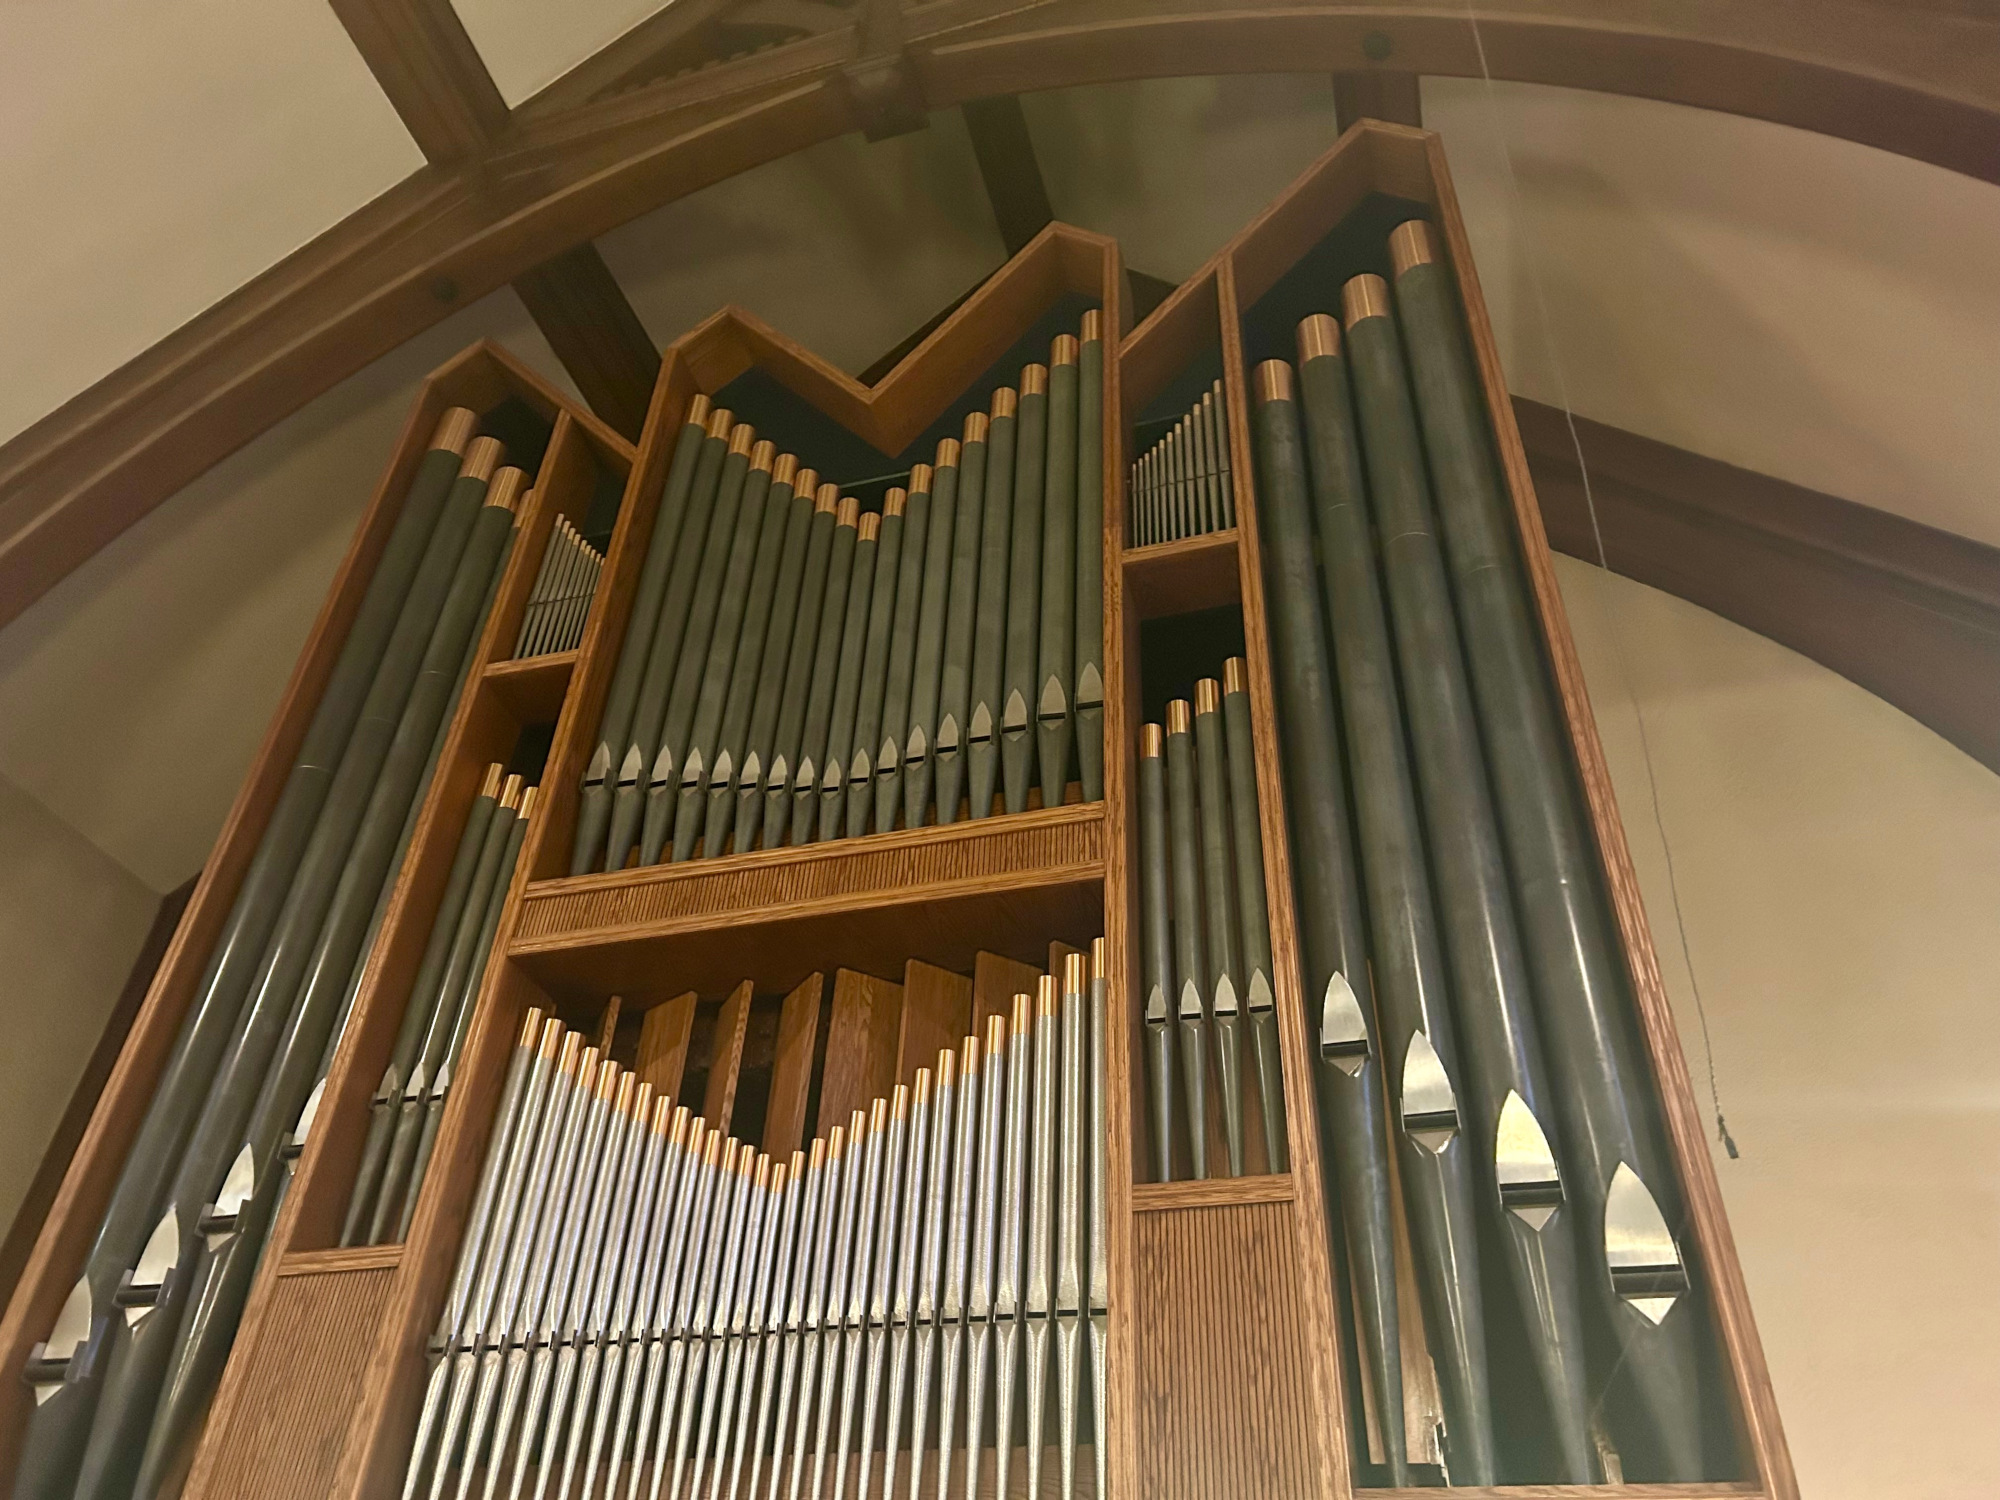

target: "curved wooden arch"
[2,0,1996,632]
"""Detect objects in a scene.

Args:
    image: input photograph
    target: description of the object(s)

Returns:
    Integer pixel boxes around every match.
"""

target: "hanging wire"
[1455,5,1738,1160]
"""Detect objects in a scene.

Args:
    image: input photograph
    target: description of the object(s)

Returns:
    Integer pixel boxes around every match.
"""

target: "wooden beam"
[1332,70,1422,132]
[511,244,661,440]
[1519,396,2000,773]
[328,0,508,162]
[961,95,1055,257]
[6,0,2000,633]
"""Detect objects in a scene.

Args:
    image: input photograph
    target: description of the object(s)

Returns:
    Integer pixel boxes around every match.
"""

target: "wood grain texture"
[637,992,698,1101]
[816,969,903,1139]
[897,962,973,1086]
[483,650,579,722]
[1370,1487,1760,1499]
[1130,1174,1295,1213]
[972,952,1043,1035]
[511,244,662,442]
[1332,70,1423,133]
[702,980,755,1127]
[764,973,825,1160]
[192,1263,395,1500]
[328,0,508,163]
[1132,1200,1319,1500]
[1123,530,1241,620]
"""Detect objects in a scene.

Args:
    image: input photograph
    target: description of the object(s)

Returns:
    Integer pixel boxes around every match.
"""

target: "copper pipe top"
[991,387,1018,420]
[1166,699,1192,735]
[1224,656,1247,695]
[487,466,528,512]
[986,1012,1009,1053]
[836,495,860,528]
[430,407,478,456]
[1389,219,1437,277]
[1139,723,1163,758]
[706,407,734,441]
[688,1114,709,1153]
[554,1031,582,1074]
[795,468,820,502]
[883,487,907,519]
[703,1129,724,1167]
[933,439,959,470]
[728,423,757,458]
[652,1093,674,1133]
[1020,364,1048,397]
[814,482,839,515]
[773,452,799,488]
[460,436,504,483]
[1091,934,1106,977]
[852,1106,871,1142]
[960,1032,983,1077]
[1037,974,1058,1017]
[826,1124,847,1162]
[791,1149,807,1177]
[1080,309,1103,343]
[517,785,538,821]
[1051,334,1078,367]
[1194,677,1220,715]
[963,411,989,444]
[1255,360,1294,404]
[892,1083,910,1121]
[1343,274,1391,327]
[1297,312,1341,363]
[1064,951,1086,993]
[670,1105,692,1145]
[518,1006,545,1048]
[912,460,936,492]
[913,1067,932,1108]
[809,1135,827,1172]
[613,1071,637,1115]
[936,1047,956,1089]
[596,1057,621,1101]
[760,1156,778,1191]
[1011,994,1033,1034]
[500,773,524,810]
[538,1016,563,1059]
[858,512,881,542]
[687,392,714,428]
[750,439,776,473]
[480,763,503,798]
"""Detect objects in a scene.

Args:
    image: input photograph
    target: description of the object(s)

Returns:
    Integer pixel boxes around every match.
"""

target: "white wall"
[0,773,158,1236]
[1560,556,2000,1500]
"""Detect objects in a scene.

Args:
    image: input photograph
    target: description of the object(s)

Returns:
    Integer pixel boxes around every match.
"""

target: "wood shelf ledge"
[276,1244,405,1278]
[482,649,579,723]
[1124,528,1240,619]
[1131,1172,1294,1213]
[1363,1486,1761,1499]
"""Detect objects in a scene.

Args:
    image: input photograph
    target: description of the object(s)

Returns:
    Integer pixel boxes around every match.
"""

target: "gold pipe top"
[1343,274,1391,327]
[1020,363,1048,397]
[499,773,524,811]
[687,1114,708,1152]
[1166,699,1191,735]
[773,452,799,488]
[791,1148,807,1178]
[517,785,538,822]
[936,1047,956,1089]
[632,1080,655,1124]
[964,410,990,444]
[613,1071,637,1115]
[1064,951,1086,994]
[1194,677,1220,715]
[760,1156,778,1192]
[987,1011,1011,1053]
[487,466,528,512]
[913,1067,933,1107]
[703,1129,723,1168]
[883,487,907,519]
[851,1106,870,1143]
[686,392,714,428]
[961,1032,983,1076]
[1224,656,1247,695]
[1051,334,1078,367]
[1389,219,1437,277]
[750,439,777,474]
[652,1094,673,1133]
[459,436,504,483]
[1255,359,1294,404]
[555,1031,583,1074]
[933,439,959,471]
[990,387,1017,420]
[811,481,837,515]
[1092,934,1106,978]
[1080,309,1103,343]
[1139,723,1163,758]
[518,1006,545,1049]
[593,1055,619,1100]
[480,763,503,798]
[826,1124,846,1161]
[795,468,820,502]
[669,1104,691,1146]
[892,1084,910,1122]
[431,407,478,456]
[808,1136,826,1173]
[706,407,734,441]
[836,495,860,528]
[1035,975,1057,1018]
[858,512,881,542]
[1297,312,1341,363]
[728,424,757,458]
[537,1016,563,1059]
[911,460,936,493]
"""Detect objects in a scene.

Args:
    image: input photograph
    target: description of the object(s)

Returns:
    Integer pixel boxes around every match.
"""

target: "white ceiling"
[453,0,668,106]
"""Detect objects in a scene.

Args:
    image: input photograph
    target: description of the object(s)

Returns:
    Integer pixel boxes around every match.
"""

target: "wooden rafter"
[4,0,1999,631]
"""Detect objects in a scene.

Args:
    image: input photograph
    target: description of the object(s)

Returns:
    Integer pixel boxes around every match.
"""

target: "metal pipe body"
[1037,345,1079,811]
[1073,320,1106,803]
[914,421,984,830]
[1000,370,1049,815]
[1136,730,1178,1181]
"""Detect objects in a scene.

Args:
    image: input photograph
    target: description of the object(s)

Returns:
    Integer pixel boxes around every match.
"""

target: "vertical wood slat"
[636,992,697,1101]
[972,951,1041,1033]
[764,972,825,1160]
[897,961,973,1085]
[701,980,755,1128]
[815,969,903,1137]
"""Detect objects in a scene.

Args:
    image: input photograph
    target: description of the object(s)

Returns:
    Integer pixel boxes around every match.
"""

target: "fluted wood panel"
[1132,1201,1317,1499]
[201,1265,394,1500]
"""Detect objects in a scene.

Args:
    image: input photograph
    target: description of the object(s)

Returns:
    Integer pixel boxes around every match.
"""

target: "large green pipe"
[845,490,906,838]
[1073,313,1106,805]
[640,421,757,865]
[572,395,711,874]
[1136,726,1178,1182]
[601,404,731,872]
[1162,700,1210,1182]
[1392,221,1707,1478]
[1248,362,1408,1482]
[758,478,837,849]
[787,496,859,845]
[958,390,1016,824]
[70,457,520,1500]
[1036,339,1079,812]
[702,453,804,859]
[873,459,937,833]
[817,508,885,841]
[1342,275,1596,1482]
[1192,680,1245,1177]
[668,442,779,862]
[922,418,985,830]
[743,473,830,853]
[999,365,1049,816]
[1218,659,1286,1174]
[10,411,479,1500]
[1294,312,1496,1482]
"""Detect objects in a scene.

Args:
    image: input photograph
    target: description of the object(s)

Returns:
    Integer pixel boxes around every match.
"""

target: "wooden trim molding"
[1520,397,2000,774]
[2,0,1998,632]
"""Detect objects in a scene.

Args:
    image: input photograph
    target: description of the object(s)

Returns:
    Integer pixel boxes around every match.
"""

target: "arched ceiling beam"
[2,0,1997,632]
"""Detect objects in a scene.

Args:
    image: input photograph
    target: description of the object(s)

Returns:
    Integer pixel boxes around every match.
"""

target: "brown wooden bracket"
[963,95,1055,255]
[511,245,662,441]
[1332,68,1422,131]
